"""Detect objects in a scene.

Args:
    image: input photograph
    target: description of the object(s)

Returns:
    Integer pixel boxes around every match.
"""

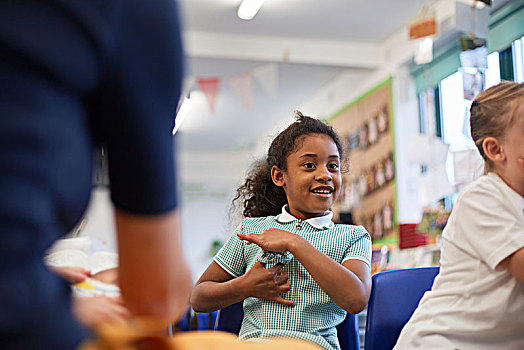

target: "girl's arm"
[190,260,294,313]
[290,238,371,314]
[238,229,371,314]
[499,247,524,283]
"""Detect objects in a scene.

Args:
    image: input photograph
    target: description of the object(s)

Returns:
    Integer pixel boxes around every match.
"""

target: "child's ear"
[483,137,506,164]
[271,165,285,187]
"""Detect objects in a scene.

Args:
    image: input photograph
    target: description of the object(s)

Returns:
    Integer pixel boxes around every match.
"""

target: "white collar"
[277,205,334,229]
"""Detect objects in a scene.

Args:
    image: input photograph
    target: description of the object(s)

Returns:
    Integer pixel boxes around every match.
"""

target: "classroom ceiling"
[174,0,504,155]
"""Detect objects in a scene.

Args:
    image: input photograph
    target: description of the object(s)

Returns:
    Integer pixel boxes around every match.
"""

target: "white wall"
[178,150,255,281]
[76,187,117,250]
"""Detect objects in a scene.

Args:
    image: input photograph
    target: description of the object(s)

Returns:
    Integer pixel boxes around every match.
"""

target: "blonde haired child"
[191,112,372,350]
[395,81,524,349]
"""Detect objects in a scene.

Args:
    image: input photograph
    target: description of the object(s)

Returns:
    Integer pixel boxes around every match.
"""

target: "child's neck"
[490,168,524,197]
[286,206,330,221]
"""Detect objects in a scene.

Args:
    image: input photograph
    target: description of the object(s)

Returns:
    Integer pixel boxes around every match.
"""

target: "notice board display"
[328,78,397,245]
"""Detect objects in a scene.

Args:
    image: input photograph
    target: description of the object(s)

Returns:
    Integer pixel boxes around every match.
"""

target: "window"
[438,51,501,185]
[513,35,524,83]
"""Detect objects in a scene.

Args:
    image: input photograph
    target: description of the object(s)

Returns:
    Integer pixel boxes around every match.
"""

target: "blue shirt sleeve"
[104,0,183,214]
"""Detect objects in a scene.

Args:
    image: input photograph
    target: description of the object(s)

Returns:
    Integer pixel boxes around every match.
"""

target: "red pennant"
[197,77,220,113]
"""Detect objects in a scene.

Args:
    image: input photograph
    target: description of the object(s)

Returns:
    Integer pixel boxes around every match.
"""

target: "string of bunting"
[195,63,278,113]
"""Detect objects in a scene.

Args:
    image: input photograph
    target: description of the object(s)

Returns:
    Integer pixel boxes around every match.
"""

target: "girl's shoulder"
[239,215,279,229]
[456,173,508,205]
[331,224,371,238]
[241,215,276,223]
[455,173,521,214]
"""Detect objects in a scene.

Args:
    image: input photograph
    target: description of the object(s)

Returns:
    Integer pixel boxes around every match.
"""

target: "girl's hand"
[237,228,295,253]
[241,261,295,307]
[72,295,131,328]
[48,265,91,283]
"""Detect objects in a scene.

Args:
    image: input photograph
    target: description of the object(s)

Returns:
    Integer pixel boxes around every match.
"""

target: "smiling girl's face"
[271,133,341,220]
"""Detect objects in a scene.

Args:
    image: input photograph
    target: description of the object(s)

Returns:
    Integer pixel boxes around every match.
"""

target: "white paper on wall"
[453,148,484,185]
[417,164,453,206]
[407,134,449,167]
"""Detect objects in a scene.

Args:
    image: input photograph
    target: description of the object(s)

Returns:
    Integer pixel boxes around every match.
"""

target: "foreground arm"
[191,260,294,313]
[72,296,131,329]
[116,209,192,326]
[238,229,371,313]
[49,266,131,328]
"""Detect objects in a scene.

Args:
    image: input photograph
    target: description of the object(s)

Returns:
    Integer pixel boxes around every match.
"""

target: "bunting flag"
[197,77,220,113]
[252,63,278,99]
[193,63,279,113]
[227,73,253,109]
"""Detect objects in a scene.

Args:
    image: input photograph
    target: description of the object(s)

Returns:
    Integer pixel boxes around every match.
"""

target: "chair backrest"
[214,301,244,334]
[364,267,439,350]
[215,301,360,350]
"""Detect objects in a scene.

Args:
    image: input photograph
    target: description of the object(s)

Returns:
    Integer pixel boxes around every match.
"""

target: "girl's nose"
[315,167,332,181]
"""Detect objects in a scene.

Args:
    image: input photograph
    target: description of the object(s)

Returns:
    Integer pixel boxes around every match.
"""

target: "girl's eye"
[303,162,316,169]
[329,163,340,170]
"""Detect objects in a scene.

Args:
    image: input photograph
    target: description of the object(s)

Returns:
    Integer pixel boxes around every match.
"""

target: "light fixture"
[172,93,192,135]
[237,0,265,20]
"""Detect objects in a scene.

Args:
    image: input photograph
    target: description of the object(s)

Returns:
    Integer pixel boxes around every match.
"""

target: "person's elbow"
[338,287,370,314]
[345,295,369,314]
[189,285,210,314]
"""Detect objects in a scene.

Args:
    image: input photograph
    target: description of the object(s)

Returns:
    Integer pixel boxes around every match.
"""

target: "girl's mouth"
[310,187,334,196]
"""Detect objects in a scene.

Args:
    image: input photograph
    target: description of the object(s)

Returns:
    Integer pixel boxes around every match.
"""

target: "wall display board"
[328,78,397,246]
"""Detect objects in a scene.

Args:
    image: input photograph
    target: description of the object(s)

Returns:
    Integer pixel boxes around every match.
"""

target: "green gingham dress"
[214,207,372,350]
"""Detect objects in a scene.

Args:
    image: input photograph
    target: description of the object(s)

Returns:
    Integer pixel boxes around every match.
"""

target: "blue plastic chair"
[214,301,244,334]
[197,311,218,330]
[364,267,440,350]
[215,301,360,350]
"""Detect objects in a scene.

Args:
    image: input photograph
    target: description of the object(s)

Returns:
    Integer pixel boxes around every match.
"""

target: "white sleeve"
[449,180,524,270]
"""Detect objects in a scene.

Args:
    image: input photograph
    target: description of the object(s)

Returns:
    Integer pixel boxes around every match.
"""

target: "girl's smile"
[271,133,342,220]
[310,185,335,197]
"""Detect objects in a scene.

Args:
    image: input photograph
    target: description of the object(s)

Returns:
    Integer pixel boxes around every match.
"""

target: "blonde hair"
[470,81,524,171]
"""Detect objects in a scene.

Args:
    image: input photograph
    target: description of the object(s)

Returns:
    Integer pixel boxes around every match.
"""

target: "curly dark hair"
[233,111,346,218]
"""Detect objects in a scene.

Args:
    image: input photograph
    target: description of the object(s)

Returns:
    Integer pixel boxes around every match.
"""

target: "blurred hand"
[73,295,131,329]
[92,267,119,285]
[241,261,295,307]
[48,265,91,283]
[237,228,296,253]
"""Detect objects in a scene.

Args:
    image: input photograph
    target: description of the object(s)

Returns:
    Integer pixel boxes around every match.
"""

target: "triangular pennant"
[197,77,220,113]
[227,73,253,109]
[253,63,278,99]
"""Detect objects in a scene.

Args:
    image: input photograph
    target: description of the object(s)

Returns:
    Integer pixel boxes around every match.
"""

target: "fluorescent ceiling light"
[173,95,192,135]
[237,0,265,20]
